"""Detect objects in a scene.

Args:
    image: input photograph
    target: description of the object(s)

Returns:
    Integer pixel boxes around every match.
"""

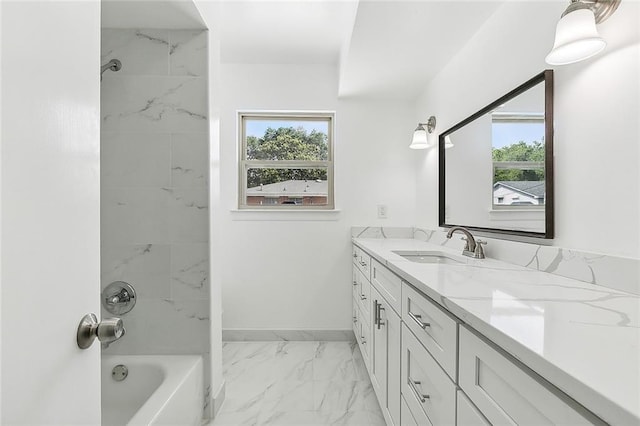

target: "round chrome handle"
[77,313,126,349]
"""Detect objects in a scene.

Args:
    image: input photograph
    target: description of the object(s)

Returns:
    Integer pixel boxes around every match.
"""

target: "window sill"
[229,209,342,221]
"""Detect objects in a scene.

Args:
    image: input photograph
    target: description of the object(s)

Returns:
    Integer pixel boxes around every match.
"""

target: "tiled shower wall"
[100,29,211,406]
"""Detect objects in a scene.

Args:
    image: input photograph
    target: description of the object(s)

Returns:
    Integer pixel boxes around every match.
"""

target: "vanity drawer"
[357,307,371,366]
[402,283,458,381]
[401,324,456,426]
[459,326,594,425]
[352,245,371,281]
[354,268,371,320]
[401,395,430,426]
[457,390,490,426]
[352,268,359,300]
[371,259,401,315]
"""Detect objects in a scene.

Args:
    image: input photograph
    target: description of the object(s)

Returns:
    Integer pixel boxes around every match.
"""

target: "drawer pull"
[408,378,430,403]
[361,337,366,345]
[353,316,357,323]
[359,260,367,267]
[360,294,367,301]
[353,253,358,258]
[408,312,430,329]
[352,280,358,286]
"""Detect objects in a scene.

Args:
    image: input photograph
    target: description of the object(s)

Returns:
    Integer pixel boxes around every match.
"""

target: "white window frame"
[238,111,335,210]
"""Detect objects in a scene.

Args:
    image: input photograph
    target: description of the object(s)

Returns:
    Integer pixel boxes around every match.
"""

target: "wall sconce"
[546,0,621,65]
[410,116,436,149]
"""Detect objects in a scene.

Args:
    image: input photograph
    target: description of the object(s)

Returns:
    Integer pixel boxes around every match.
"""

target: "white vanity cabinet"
[351,243,604,426]
[353,249,401,426]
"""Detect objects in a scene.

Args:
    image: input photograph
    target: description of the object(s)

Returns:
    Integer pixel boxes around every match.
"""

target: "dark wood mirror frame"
[439,70,554,239]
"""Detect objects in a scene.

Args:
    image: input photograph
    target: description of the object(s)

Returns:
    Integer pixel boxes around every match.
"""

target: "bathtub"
[102,355,203,426]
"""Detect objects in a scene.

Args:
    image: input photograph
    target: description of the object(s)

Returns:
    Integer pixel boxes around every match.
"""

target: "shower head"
[100,59,122,80]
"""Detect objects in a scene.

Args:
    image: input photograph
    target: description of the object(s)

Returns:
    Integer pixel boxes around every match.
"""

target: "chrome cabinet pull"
[377,303,385,329]
[359,260,367,267]
[360,294,367,301]
[374,300,379,326]
[408,311,430,329]
[352,280,358,286]
[353,253,358,258]
[408,378,430,403]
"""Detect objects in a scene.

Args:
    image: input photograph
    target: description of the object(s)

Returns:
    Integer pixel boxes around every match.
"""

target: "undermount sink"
[392,250,465,264]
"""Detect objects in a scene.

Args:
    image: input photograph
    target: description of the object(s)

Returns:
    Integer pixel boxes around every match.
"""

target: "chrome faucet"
[446,226,486,259]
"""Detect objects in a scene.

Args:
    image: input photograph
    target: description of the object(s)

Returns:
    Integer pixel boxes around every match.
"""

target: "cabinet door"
[370,286,387,407]
[372,286,402,426]
[459,326,595,425]
[386,296,401,426]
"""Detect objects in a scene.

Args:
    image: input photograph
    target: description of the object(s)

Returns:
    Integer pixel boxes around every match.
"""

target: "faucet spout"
[446,226,477,255]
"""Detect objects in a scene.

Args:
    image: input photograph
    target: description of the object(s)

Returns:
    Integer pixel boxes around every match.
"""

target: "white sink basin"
[392,250,465,264]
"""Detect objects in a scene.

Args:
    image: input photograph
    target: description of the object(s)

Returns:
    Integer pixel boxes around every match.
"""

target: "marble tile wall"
[100,28,211,412]
[352,227,639,295]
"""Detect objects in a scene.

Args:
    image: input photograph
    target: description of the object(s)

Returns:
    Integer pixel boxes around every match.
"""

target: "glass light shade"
[546,8,606,65]
[409,126,429,149]
[444,135,454,149]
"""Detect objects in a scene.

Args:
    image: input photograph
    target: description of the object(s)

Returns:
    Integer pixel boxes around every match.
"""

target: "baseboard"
[222,329,356,342]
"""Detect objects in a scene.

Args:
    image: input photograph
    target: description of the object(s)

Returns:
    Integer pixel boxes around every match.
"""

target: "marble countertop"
[352,238,639,425]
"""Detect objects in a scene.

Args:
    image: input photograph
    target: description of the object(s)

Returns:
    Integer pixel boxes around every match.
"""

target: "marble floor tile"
[261,381,315,413]
[216,341,383,426]
[312,342,359,381]
[211,410,261,426]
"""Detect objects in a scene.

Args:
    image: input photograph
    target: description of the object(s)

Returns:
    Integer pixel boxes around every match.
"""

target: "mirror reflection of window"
[491,112,545,209]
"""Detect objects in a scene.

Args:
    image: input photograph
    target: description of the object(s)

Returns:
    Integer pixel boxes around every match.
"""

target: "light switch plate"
[377,205,388,219]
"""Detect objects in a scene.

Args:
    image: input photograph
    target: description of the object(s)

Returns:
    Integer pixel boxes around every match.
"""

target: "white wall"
[218,64,416,330]
[193,0,225,413]
[0,0,3,420]
[415,1,640,258]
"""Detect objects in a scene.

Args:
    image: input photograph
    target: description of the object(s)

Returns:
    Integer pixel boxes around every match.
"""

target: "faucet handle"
[474,240,487,259]
[460,236,471,251]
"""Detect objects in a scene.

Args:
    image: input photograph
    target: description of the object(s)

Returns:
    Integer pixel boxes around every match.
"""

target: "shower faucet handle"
[102,281,136,315]
[77,313,125,349]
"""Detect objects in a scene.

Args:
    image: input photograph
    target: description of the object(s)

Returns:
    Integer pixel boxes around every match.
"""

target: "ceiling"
[102,0,207,29]
[102,0,506,100]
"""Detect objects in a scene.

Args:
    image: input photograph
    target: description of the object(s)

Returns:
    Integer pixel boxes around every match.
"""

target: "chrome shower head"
[100,59,122,80]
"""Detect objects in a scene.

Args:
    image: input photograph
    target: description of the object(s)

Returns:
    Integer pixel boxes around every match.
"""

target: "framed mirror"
[439,70,554,239]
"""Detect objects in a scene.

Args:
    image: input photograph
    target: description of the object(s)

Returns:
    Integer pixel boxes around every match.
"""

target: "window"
[239,112,334,209]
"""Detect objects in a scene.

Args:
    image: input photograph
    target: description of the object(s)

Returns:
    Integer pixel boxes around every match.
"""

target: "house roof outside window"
[247,179,328,197]
[493,180,545,199]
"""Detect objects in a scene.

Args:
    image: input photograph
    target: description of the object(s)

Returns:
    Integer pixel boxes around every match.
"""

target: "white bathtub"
[102,355,203,426]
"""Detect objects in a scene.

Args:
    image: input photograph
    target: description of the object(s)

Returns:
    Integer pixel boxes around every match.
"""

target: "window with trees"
[239,112,334,209]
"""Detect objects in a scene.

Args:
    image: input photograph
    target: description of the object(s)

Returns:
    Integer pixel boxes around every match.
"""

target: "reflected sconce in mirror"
[546,0,621,65]
[410,116,436,149]
[444,135,454,149]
